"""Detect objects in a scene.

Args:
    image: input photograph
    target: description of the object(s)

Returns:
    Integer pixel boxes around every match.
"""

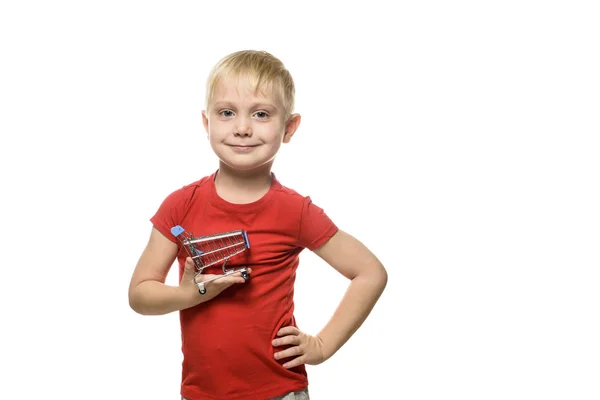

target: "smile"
[228,144,259,152]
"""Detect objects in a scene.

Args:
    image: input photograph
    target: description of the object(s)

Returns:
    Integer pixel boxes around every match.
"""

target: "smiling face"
[202,74,300,173]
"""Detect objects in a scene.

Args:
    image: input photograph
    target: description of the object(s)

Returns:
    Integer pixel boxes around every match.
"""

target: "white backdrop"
[1,1,599,399]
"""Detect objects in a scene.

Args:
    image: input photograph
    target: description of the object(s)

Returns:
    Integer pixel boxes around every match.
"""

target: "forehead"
[210,74,284,106]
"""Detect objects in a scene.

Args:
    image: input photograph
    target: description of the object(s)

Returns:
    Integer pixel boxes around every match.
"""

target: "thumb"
[182,257,197,278]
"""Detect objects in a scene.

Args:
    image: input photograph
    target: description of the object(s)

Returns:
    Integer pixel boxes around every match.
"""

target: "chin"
[219,158,275,173]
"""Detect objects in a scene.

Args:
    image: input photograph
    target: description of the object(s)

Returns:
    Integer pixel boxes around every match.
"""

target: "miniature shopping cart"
[171,225,251,295]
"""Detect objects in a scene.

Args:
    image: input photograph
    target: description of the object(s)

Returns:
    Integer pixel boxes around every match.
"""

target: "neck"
[214,162,274,204]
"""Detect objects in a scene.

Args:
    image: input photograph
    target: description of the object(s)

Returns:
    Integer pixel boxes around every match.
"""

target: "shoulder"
[273,180,306,201]
[161,174,214,206]
[271,179,338,250]
[270,173,314,204]
[150,173,215,241]
[152,173,214,223]
[271,179,319,214]
[270,176,334,224]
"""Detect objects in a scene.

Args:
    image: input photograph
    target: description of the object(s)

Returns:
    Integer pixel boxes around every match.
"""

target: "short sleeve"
[149,187,188,244]
[297,196,339,251]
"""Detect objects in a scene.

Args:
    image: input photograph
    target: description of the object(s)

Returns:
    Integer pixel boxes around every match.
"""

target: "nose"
[234,115,252,137]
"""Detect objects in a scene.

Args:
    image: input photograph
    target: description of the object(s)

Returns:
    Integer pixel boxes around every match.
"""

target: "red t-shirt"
[150,171,338,400]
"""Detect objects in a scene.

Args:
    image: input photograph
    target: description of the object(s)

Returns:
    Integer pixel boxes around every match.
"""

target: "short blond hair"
[205,50,295,118]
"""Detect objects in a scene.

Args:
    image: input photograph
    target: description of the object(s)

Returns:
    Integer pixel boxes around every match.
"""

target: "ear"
[282,113,301,144]
[202,110,209,138]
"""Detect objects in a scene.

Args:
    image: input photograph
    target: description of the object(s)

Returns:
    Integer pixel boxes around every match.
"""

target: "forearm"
[317,269,387,359]
[129,280,199,316]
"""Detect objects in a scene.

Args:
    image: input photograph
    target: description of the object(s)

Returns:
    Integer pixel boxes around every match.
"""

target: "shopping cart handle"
[171,225,185,237]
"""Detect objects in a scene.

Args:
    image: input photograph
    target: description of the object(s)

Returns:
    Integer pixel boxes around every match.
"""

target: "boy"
[128,50,388,400]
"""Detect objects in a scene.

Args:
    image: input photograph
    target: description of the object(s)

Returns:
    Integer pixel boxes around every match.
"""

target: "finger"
[222,271,250,284]
[272,334,301,347]
[181,259,197,283]
[218,276,246,285]
[274,345,303,361]
[276,326,300,337]
[209,272,249,287]
[195,271,245,282]
[282,354,307,369]
[197,268,251,281]
[182,258,196,275]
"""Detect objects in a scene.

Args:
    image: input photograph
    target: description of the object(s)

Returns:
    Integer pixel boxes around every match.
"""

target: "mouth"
[227,144,260,152]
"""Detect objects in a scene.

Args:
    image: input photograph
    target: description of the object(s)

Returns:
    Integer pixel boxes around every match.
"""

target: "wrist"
[177,284,204,309]
[316,333,335,361]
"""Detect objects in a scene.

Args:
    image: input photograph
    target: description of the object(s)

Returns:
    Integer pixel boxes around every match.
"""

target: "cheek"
[208,123,227,138]
[268,141,282,153]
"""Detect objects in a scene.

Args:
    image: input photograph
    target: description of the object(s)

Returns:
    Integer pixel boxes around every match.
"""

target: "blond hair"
[205,50,295,118]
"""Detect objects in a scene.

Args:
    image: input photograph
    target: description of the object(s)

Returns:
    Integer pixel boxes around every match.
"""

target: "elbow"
[129,293,142,315]
[129,298,141,315]
[364,261,387,294]
[129,297,153,316]
[128,286,148,315]
[375,264,388,293]
[354,262,388,293]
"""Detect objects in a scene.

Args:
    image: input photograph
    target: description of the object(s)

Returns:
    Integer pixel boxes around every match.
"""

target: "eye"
[254,111,269,119]
[219,110,234,117]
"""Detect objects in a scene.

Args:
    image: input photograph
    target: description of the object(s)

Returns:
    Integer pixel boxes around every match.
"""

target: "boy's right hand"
[179,257,251,305]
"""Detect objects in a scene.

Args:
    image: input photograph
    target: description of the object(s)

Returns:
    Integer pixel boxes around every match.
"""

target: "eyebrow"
[213,101,278,111]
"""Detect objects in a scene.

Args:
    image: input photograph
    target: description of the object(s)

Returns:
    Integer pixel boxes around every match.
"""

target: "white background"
[1,1,599,399]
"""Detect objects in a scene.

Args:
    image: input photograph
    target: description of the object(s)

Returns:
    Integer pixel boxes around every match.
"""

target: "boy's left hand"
[272,326,326,369]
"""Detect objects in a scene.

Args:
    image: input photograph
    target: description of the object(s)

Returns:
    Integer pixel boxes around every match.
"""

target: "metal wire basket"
[171,225,251,294]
